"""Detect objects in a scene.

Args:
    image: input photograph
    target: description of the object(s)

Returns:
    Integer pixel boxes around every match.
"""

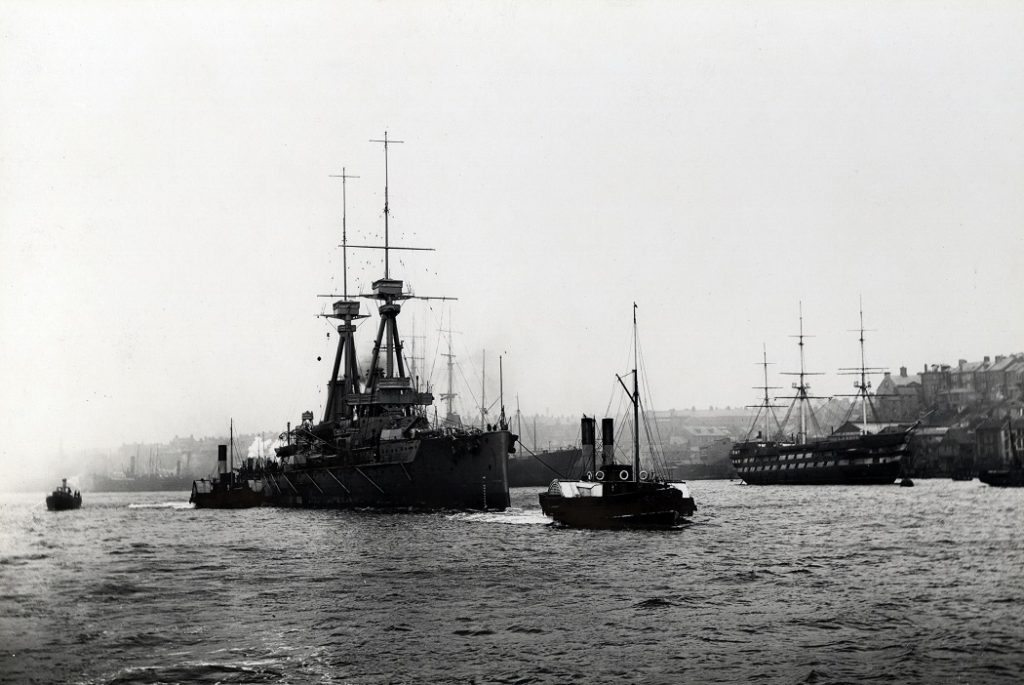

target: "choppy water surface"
[1,480,1022,684]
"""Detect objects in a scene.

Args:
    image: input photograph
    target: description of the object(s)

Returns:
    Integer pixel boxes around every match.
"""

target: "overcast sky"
[2,1,1022,479]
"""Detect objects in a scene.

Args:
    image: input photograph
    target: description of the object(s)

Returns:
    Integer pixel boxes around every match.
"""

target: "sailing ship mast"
[499,354,507,430]
[438,311,458,424]
[745,343,784,441]
[779,302,825,443]
[838,299,887,430]
[480,350,487,429]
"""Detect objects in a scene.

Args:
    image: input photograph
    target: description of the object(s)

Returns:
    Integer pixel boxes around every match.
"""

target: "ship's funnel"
[602,418,614,466]
[217,445,228,475]
[581,417,596,473]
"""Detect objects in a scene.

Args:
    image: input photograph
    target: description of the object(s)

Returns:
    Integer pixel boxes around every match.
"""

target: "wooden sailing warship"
[538,306,696,528]
[730,305,913,485]
[261,134,514,510]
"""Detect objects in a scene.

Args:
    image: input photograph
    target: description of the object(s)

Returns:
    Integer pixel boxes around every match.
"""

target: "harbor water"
[1,480,1021,684]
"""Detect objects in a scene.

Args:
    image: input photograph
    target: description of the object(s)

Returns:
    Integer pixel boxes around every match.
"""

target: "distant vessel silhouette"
[46,478,82,511]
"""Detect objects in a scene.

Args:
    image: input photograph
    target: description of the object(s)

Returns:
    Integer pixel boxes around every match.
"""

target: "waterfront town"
[21,351,1024,491]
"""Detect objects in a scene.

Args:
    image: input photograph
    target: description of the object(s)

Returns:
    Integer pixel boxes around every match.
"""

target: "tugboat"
[260,135,515,511]
[730,305,913,485]
[538,306,696,528]
[46,479,82,511]
[190,420,264,509]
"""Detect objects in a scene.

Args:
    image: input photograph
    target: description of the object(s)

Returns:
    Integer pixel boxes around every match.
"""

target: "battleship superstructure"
[261,134,514,510]
[730,305,912,485]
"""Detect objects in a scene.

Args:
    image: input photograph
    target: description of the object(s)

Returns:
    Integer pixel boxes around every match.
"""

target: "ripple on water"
[0,482,1021,684]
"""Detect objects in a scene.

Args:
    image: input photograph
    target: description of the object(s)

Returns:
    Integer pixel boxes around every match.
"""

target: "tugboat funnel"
[217,445,228,475]
[602,418,615,466]
[581,417,596,473]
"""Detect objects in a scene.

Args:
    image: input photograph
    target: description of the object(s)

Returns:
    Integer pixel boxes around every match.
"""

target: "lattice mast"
[322,167,366,423]
[345,133,453,417]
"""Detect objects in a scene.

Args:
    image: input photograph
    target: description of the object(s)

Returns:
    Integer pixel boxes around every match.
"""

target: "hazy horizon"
[3,2,1022,485]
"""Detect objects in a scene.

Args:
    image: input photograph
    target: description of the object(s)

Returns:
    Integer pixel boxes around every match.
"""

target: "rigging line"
[426,307,444,385]
[777,399,797,441]
[514,439,569,478]
[456,336,482,381]
[637,334,667,467]
[636,334,670,476]
[601,380,618,424]
[454,361,481,415]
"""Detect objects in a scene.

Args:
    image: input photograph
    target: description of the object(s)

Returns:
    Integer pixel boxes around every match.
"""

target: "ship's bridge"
[348,377,433,407]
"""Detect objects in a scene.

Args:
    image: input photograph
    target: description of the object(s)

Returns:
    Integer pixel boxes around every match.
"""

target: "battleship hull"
[507,448,581,487]
[730,430,910,485]
[262,430,513,510]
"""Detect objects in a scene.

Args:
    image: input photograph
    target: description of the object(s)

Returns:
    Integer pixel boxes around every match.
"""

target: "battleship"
[260,134,515,510]
[730,306,913,485]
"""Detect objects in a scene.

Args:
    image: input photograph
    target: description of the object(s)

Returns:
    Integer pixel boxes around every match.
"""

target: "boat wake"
[127,501,193,510]
[448,508,550,526]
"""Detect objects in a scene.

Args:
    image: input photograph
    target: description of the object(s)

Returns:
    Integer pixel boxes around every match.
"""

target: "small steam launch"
[190,420,264,509]
[46,478,82,511]
[261,134,515,510]
[538,306,696,528]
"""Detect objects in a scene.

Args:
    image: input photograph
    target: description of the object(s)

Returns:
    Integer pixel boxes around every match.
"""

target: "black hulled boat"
[538,307,696,528]
[190,421,264,509]
[979,418,1024,487]
[46,479,82,511]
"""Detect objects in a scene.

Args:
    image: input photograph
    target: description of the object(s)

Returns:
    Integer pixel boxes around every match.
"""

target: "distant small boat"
[190,420,264,509]
[978,470,1024,487]
[978,417,1024,488]
[538,306,696,529]
[46,479,82,511]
